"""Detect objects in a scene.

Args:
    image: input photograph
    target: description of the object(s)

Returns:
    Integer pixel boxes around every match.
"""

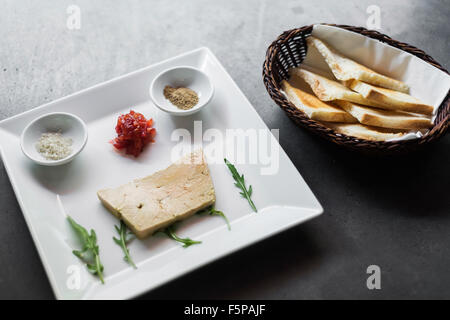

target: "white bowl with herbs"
[150,66,214,116]
[20,112,88,166]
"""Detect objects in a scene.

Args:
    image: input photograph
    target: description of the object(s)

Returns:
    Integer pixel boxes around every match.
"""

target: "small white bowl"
[150,66,214,116]
[20,112,88,166]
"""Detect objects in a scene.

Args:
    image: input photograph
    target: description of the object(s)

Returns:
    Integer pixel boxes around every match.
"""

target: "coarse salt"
[36,132,73,160]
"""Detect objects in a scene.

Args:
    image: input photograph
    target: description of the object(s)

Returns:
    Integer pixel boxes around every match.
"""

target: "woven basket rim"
[262,23,450,153]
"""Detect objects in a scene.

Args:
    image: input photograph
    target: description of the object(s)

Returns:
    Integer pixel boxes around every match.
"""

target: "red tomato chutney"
[112,110,156,157]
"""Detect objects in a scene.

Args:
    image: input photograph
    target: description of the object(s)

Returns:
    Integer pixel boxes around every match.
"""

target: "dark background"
[0,0,449,299]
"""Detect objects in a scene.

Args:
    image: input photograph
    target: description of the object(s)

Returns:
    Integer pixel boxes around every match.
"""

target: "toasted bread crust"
[281,80,356,123]
[292,68,397,110]
[336,100,432,130]
[349,80,434,115]
[323,122,406,141]
[307,36,409,93]
[360,113,431,129]
[364,90,434,115]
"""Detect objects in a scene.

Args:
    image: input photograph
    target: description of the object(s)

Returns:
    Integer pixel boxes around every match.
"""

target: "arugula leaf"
[224,158,257,212]
[113,220,137,269]
[67,216,105,284]
[197,206,231,230]
[161,225,201,248]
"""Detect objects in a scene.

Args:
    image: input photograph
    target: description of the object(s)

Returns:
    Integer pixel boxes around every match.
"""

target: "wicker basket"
[262,24,450,154]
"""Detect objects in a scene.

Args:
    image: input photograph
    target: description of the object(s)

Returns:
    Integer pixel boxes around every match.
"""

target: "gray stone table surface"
[0,0,449,299]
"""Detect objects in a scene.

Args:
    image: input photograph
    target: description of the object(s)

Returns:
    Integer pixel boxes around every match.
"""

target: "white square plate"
[0,48,322,299]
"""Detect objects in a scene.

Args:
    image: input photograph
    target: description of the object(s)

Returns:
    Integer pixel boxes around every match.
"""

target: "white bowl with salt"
[20,112,88,166]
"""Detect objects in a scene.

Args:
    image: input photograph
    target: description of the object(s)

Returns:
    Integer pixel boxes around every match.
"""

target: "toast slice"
[348,80,434,115]
[307,36,409,93]
[323,122,406,141]
[281,80,356,123]
[335,100,432,130]
[291,67,389,109]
